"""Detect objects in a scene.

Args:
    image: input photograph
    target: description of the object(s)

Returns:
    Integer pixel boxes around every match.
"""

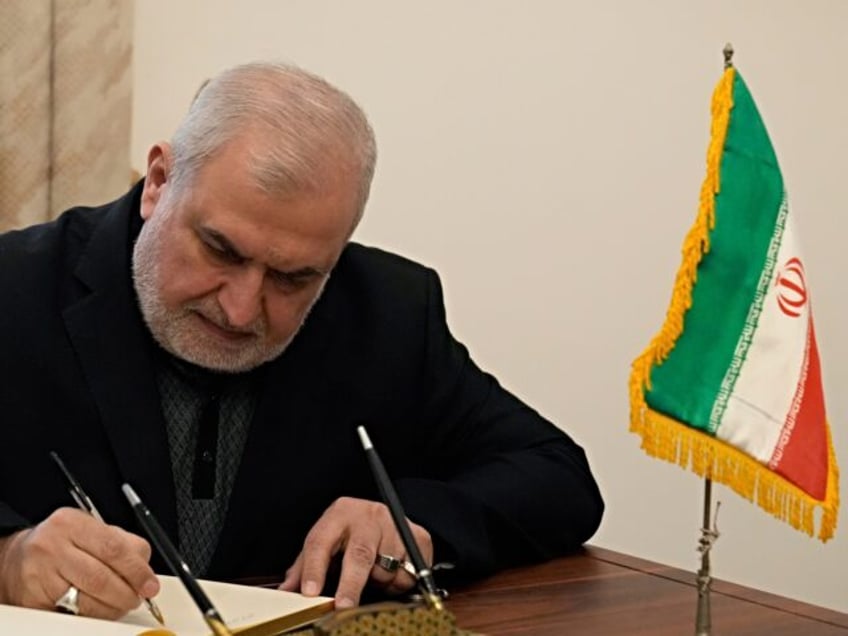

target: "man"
[0,62,603,619]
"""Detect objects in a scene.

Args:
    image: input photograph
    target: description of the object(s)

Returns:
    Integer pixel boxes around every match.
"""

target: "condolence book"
[0,575,333,635]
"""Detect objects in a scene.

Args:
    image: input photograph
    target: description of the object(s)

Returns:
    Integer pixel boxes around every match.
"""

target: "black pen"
[49,452,165,625]
[356,426,444,611]
[121,483,232,636]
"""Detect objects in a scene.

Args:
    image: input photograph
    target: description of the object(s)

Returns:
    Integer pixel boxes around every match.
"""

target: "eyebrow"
[199,226,329,278]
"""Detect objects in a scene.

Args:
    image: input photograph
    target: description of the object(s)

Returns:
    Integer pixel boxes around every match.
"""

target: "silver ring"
[376,553,418,577]
[376,553,402,572]
[55,585,81,615]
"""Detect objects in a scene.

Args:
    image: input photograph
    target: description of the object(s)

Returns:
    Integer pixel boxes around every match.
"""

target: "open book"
[0,575,333,635]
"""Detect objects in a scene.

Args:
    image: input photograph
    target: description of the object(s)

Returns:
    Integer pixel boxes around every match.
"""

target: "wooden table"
[446,546,848,635]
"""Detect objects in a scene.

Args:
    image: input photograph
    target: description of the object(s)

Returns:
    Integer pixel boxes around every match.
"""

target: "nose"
[217,267,264,329]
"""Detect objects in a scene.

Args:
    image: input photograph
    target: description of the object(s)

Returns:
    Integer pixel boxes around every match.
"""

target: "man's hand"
[279,497,432,608]
[0,508,159,619]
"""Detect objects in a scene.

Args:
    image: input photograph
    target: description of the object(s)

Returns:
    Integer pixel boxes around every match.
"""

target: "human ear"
[140,142,174,221]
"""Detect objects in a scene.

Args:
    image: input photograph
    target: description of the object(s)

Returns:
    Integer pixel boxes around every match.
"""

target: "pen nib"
[147,598,166,625]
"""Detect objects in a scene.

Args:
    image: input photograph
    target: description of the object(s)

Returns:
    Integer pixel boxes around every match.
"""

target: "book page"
[121,575,333,635]
[0,604,148,635]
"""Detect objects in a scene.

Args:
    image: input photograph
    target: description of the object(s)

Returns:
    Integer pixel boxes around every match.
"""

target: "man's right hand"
[0,507,159,619]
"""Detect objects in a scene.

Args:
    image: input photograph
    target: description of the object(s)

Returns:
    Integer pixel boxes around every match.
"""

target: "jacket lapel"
[62,185,178,540]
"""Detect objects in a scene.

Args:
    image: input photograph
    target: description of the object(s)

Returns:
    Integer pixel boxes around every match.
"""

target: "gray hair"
[168,62,377,227]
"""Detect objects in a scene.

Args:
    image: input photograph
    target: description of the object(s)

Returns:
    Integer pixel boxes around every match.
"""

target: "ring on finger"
[376,553,418,578]
[375,553,402,573]
[55,585,81,615]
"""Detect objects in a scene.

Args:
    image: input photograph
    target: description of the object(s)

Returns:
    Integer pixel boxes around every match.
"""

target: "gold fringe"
[635,407,837,541]
[820,422,840,540]
[627,67,839,541]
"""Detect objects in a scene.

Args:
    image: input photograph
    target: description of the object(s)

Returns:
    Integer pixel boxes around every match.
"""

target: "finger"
[412,524,434,567]
[109,527,159,599]
[369,561,397,586]
[278,554,303,592]
[76,588,134,620]
[370,541,407,587]
[384,566,418,596]
[53,573,137,620]
[73,524,159,599]
[57,546,142,615]
[298,519,346,598]
[380,523,433,595]
[334,534,379,608]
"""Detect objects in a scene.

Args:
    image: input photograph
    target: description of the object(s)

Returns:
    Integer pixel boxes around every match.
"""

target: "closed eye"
[196,224,327,289]
[198,228,246,265]
[268,269,318,290]
[205,240,245,264]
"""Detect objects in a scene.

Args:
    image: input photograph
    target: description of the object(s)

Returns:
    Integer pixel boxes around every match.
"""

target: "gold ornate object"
[286,601,478,635]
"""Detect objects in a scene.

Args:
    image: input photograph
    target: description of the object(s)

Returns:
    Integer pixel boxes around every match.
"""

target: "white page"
[0,577,332,636]
[121,575,332,635]
[0,604,143,635]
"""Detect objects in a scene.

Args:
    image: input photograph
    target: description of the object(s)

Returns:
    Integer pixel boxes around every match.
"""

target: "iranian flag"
[629,66,838,541]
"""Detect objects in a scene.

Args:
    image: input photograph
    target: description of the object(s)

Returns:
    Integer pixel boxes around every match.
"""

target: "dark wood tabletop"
[446,545,848,635]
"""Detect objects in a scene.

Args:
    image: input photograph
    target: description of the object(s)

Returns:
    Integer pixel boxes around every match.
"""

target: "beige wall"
[132,0,848,612]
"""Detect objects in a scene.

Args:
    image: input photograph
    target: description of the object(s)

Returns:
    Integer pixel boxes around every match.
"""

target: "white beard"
[131,205,323,373]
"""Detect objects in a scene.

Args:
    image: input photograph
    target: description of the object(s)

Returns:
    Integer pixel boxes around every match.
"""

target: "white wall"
[133,0,848,613]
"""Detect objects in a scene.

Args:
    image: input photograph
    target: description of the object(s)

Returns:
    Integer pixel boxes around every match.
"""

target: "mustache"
[184,299,267,337]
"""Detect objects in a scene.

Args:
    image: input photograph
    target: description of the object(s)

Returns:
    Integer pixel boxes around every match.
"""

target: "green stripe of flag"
[646,73,785,432]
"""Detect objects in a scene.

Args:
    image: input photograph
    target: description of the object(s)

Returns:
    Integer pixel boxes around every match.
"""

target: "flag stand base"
[695,478,720,636]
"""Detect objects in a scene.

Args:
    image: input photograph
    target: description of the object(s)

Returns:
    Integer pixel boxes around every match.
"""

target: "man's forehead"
[191,149,358,224]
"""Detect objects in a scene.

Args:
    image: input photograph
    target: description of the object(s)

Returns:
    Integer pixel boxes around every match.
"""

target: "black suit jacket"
[0,183,603,584]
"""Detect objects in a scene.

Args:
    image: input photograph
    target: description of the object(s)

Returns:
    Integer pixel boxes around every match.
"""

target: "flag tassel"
[632,404,838,540]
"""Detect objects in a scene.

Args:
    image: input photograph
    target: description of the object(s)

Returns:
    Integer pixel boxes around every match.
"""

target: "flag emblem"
[776,257,807,318]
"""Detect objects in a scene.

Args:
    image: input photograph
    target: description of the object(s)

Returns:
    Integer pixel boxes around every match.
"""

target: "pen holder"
[285,600,477,635]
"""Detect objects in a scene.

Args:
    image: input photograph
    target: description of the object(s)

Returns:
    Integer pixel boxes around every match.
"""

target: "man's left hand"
[279,497,432,608]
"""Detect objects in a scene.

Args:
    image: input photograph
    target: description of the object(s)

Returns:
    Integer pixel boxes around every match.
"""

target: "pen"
[121,483,233,636]
[355,426,444,611]
[49,451,166,626]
